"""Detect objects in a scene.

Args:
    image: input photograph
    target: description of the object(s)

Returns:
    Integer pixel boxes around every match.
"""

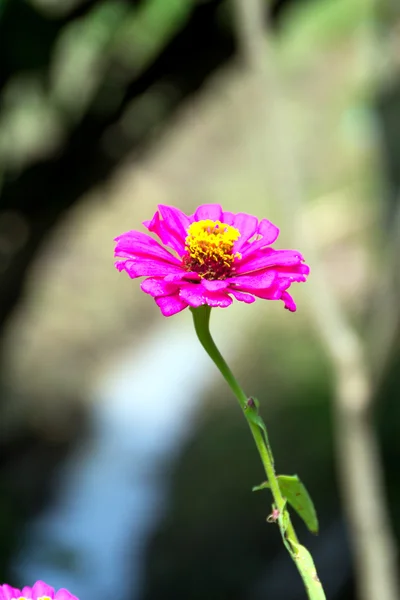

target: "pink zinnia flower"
[114,204,309,317]
[0,581,78,600]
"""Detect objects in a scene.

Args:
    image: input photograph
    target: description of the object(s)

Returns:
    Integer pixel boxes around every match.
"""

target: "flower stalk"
[191,305,326,600]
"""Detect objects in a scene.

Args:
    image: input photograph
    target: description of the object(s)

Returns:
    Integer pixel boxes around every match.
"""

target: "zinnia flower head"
[114,204,309,316]
[0,581,78,600]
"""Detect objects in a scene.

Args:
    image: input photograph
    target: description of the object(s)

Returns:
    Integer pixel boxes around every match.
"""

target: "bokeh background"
[0,1,399,599]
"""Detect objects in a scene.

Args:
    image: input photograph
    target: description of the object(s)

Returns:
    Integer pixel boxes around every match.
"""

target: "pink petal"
[235,249,304,274]
[140,278,178,297]
[241,219,280,256]
[143,206,190,256]
[275,264,310,281]
[155,294,188,316]
[54,590,78,600]
[0,586,22,600]
[115,258,184,279]
[232,213,258,252]
[32,582,54,600]
[257,218,280,245]
[193,204,223,222]
[178,285,205,308]
[179,284,232,308]
[229,289,256,304]
[246,282,297,310]
[282,291,297,311]
[114,230,181,264]
[276,271,307,283]
[275,277,293,290]
[201,279,229,291]
[253,278,292,299]
[158,204,191,234]
[221,211,235,225]
[205,291,233,308]
[164,272,201,283]
[158,205,191,255]
[143,210,173,248]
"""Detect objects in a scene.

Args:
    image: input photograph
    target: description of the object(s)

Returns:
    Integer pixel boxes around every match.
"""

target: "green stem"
[191,306,298,539]
[191,305,325,600]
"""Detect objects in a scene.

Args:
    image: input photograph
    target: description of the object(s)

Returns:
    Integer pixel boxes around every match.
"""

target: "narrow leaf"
[252,474,318,534]
[277,475,319,534]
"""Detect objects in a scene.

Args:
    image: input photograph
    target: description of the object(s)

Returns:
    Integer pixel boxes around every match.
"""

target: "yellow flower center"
[183,219,241,279]
[12,597,51,600]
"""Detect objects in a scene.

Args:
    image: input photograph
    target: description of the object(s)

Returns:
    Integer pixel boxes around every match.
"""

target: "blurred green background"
[0,1,399,599]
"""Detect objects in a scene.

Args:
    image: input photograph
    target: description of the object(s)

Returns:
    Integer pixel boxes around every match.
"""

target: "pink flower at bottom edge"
[0,582,79,600]
[114,203,309,317]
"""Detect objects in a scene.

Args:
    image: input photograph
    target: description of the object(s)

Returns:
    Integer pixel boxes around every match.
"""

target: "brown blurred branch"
[232,1,400,599]
[368,203,400,391]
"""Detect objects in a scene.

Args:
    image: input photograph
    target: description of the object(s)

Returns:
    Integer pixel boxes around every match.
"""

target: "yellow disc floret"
[12,597,51,600]
[183,219,241,279]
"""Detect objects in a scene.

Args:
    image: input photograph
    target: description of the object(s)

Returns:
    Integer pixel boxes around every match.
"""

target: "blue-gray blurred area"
[0,1,399,599]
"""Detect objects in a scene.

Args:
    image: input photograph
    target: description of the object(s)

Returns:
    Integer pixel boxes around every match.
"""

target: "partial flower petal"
[0,583,77,600]
[179,284,232,308]
[229,289,256,304]
[235,249,304,274]
[143,206,189,256]
[275,263,310,281]
[114,230,181,264]
[164,272,201,283]
[32,582,55,600]
[115,258,184,279]
[193,204,223,222]
[282,291,297,312]
[158,204,191,235]
[0,586,22,600]
[257,218,280,245]
[252,278,292,298]
[201,279,230,292]
[205,291,232,308]
[247,283,296,310]
[178,284,205,308]
[140,277,179,297]
[54,590,79,600]
[143,210,171,247]
[158,205,191,255]
[221,210,235,225]
[241,218,280,256]
[232,213,258,252]
[156,294,188,316]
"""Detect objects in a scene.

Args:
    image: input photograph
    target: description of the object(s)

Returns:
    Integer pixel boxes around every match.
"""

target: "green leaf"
[252,475,318,534]
[277,475,319,534]
[292,543,326,600]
